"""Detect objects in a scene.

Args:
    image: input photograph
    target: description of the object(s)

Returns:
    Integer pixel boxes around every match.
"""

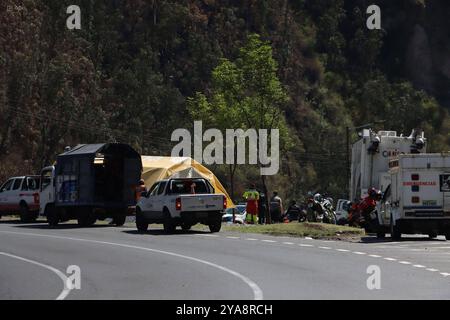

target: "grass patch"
[213,222,365,240]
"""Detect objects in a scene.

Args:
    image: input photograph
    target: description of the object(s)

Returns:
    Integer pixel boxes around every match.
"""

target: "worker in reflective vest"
[243,184,259,224]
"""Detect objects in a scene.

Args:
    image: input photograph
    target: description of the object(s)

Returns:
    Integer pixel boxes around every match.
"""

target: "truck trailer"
[39,143,142,227]
[377,153,450,240]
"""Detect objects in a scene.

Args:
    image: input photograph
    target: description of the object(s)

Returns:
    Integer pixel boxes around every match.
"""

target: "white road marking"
[282,242,294,245]
[304,237,313,240]
[298,244,313,247]
[384,257,397,261]
[226,236,240,239]
[0,252,71,300]
[412,265,426,268]
[336,249,350,252]
[0,231,263,300]
[369,254,381,258]
[261,240,277,243]
[196,234,219,237]
[245,238,258,241]
[440,273,450,277]
[352,252,366,255]
[399,261,411,265]
[318,246,331,250]
[426,268,439,272]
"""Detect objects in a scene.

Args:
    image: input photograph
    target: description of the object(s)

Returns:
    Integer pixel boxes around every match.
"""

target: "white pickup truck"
[135,178,226,233]
[0,175,40,222]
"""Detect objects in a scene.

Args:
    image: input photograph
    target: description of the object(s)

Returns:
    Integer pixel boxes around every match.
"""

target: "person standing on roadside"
[243,183,259,224]
[270,191,284,223]
[258,190,267,224]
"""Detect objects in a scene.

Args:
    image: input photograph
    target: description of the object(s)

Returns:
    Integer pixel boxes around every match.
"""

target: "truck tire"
[445,232,450,241]
[390,215,401,240]
[135,208,148,232]
[112,210,127,226]
[19,202,36,223]
[209,220,222,233]
[77,208,96,227]
[376,228,386,239]
[181,223,192,231]
[45,204,59,227]
[163,209,176,233]
[428,232,438,239]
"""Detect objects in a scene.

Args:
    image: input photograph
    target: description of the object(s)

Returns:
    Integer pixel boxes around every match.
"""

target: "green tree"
[188,34,292,222]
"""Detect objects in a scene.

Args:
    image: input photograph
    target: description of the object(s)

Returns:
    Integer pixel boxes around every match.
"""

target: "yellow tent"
[141,156,234,208]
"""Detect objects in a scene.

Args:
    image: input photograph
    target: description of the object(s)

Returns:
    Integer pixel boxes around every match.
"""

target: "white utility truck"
[136,178,226,233]
[377,153,450,240]
[350,129,426,201]
[0,175,40,222]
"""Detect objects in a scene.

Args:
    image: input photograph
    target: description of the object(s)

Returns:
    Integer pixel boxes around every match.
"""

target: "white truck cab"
[39,166,55,217]
[379,154,450,240]
[136,178,226,233]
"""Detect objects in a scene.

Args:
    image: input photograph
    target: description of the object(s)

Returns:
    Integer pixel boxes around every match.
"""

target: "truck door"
[440,174,450,213]
[142,182,160,214]
[152,181,167,216]
[9,178,24,211]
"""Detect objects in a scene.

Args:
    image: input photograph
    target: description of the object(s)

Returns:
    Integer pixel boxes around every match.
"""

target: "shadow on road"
[12,223,113,230]
[122,229,212,236]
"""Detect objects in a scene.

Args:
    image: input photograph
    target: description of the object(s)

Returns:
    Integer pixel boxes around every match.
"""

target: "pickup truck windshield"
[168,179,210,195]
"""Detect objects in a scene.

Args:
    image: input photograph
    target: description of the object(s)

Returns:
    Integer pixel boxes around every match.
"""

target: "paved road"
[0,220,449,300]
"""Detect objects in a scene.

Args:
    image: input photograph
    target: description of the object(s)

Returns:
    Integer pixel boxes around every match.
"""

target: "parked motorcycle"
[306,196,336,224]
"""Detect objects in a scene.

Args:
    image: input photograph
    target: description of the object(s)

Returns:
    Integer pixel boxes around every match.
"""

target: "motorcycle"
[306,198,336,224]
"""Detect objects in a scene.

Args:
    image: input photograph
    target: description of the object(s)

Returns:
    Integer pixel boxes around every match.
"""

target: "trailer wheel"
[135,208,148,232]
[19,202,36,223]
[45,204,59,227]
[163,209,175,233]
[390,215,401,240]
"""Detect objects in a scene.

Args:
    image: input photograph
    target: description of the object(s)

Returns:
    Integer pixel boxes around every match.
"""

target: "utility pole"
[346,126,350,199]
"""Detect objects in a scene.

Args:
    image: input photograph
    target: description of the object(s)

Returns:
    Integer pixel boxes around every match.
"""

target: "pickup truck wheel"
[209,222,222,233]
[135,208,148,232]
[390,215,401,240]
[46,205,59,227]
[163,210,176,233]
[19,203,35,223]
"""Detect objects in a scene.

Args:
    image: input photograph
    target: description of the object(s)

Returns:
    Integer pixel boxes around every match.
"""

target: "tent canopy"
[141,156,234,208]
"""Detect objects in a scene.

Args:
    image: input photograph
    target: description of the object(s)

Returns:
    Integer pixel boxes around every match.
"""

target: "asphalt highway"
[1,220,449,300]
